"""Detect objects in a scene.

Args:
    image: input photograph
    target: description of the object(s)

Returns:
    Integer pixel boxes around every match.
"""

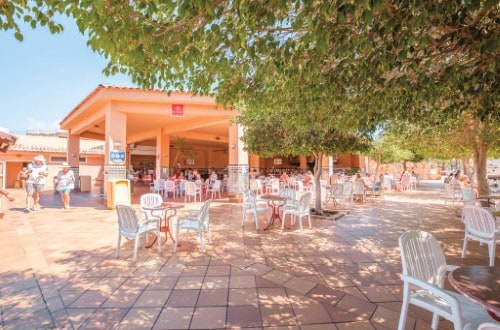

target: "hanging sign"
[171,104,184,117]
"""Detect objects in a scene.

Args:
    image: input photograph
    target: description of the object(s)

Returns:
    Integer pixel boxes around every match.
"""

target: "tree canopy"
[3,0,499,193]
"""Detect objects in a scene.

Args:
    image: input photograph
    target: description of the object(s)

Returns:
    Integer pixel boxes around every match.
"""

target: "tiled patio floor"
[0,181,497,329]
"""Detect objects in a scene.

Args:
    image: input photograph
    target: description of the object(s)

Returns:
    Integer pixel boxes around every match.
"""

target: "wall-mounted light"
[71,154,77,157]
[231,143,237,149]
[113,142,122,148]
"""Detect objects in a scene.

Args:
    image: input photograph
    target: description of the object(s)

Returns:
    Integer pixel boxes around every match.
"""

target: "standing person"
[17,167,28,189]
[55,162,75,209]
[25,155,49,212]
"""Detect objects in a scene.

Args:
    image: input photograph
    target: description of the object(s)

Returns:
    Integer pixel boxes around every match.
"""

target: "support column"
[299,156,308,172]
[104,107,127,189]
[228,123,248,201]
[67,133,81,190]
[156,129,170,179]
[249,154,261,176]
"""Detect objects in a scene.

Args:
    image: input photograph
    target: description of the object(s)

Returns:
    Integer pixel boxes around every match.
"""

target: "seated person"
[302,171,313,186]
[279,171,289,183]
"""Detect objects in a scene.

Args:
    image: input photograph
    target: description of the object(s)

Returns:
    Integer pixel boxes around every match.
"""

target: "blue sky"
[0,15,137,134]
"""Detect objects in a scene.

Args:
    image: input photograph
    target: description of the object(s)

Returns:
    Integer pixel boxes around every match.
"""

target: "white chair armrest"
[446,265,459,272]
[402,274,459,306]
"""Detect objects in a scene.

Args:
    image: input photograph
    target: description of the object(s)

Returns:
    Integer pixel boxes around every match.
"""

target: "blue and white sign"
[110,150,126,163]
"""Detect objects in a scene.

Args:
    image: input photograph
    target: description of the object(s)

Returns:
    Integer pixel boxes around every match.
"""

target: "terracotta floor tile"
[226,305,261,328]
[262,268,293,285]
[202,275,229,289]
[66,308,95,328]
[359,285,400,303]
[258,287,290,305]
[283,276,317,295]
[230,275,257,288]
[133,289,171,308]
[69,290,108,308]
[206,265,231,276]
[102,289,142,308]
[189,306,227,329]
[174,276,204,289]
[260,304,298,327]
[166,289,200,307]
[147,276,179,290]
[292,301,333,325]
[197,288,228,306]
[181,265,208,276]
[228,288,259,306]
[118,307,162,329]
[79,307,128,329]
[154,307,193,329]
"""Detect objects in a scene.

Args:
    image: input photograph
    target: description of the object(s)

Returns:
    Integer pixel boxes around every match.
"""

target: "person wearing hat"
[55,162,75,209]
[25,155,49,212]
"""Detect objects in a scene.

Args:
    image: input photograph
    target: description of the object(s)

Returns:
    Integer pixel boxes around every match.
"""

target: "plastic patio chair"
[398,230,495,330]
[461,205,499,266]
[242,189,268,231]
[115,204,161,262]
[174,199,212,253]
[184,181,202,203]
[282,192,311,231]
[140,193,165,222]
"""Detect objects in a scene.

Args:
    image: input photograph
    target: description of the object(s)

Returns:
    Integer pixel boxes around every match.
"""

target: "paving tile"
[292,301,332,325]
[197,288,228,306]
[228,288,259,306]
[262,268,293,285]
[79,307,128,329]
[226,305,261,328]
[166,289,200,307]
[189,306,227,329]
[66,308,95,328]
[102,289,142,308]
[118,307,162,329]
[147,276,179,290]
[68,290,108,308]
[206,265,231,276]
[154,307,194,329]
[358,285,400,303]
[283,276,317,295]
[245,262,273,276]
[230,275,257,288]
[258,287,290,305]
[133,289,171,308]
[202,275,229,289]
[175,276,204,289]
[260,304,298,327]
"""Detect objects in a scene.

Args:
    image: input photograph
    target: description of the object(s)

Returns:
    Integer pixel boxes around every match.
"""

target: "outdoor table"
[259,194,288,230]
[448,265,500,321]
[142,203,184,247]
[479,195,500,208]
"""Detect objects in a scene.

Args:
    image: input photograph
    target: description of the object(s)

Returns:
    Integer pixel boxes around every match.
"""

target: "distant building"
[0,134,104,189]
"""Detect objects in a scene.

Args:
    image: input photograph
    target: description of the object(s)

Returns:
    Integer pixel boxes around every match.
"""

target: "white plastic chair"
[282,192,311,231]
[326,183,344,206]
[174,199,212,253]
[249,178,263,195]
[184,181,201,203]
[164,180,177,199]
[278,188,297,217]
[242,189,268,231]
[343,182,353,203]
[398,230,494,330]
[205,179,222,199]
[352,181,366,203]
[140,193,165,222]
[476,323,500,330]
[461,205,499,266]
[461,188,480,206]
[445,183,462,206]
[115,204,161,262]
[152,179,165,197]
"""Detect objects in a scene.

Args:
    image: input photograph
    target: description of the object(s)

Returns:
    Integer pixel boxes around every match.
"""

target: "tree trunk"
[313,152,323,215]
[461,156,471,181]
[472,144,490,196]
[373,155,381,183]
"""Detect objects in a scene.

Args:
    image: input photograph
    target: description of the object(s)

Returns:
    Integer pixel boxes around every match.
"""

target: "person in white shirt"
[55,162,75,209]
[25,155,49,212]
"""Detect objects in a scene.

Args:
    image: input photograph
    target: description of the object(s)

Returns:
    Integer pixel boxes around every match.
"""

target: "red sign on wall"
[171,104,184,117]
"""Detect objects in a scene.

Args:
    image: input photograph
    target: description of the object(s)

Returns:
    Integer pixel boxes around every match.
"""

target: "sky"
[0,15,137,134]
